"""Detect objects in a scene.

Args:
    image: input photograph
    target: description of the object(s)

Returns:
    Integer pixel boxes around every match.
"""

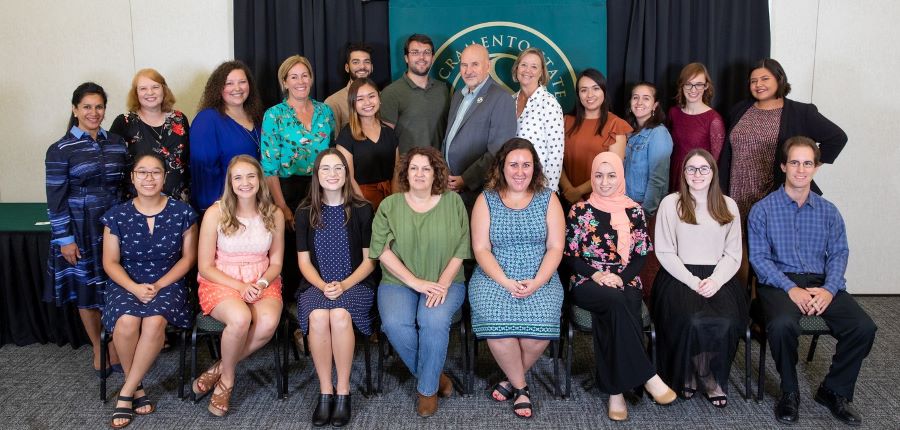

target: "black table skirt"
[0,231,90,348]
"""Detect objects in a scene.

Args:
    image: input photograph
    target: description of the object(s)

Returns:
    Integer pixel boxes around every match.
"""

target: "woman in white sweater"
[650,148,747,408]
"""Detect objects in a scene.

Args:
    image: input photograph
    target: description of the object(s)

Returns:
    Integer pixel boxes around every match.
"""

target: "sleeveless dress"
[100,199,196,329]
[198,213,283,314]
[297,205,375,335]
[469,189,563,339]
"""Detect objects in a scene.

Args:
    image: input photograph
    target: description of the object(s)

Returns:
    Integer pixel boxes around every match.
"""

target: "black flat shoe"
[775,391,800,425]
[311,393,333,427]
[814,384,862,426]
[332,394,351,427]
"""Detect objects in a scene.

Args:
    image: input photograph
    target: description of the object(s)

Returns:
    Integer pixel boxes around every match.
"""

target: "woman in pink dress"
[192,155,286,416]
[667,63,725,193]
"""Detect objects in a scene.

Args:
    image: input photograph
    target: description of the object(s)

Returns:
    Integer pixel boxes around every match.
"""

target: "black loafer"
[814,384,862,426]
[332,394,351,427]
[775,391,800,424]
[311,393,334,427]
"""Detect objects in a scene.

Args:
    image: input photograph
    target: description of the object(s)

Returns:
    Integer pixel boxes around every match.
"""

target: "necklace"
[241,124,260,148]
[138,112,167,142]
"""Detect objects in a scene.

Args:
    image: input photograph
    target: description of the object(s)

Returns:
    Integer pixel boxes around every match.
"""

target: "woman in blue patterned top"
[190,61,264,213]
[101,153,198,428]
[296,149,375,427]
[45,82,127,377]
[262,55,336,295]
[468,138,565,419]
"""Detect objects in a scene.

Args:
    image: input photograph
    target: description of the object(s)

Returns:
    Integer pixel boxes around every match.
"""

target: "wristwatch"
[255,278,270,289]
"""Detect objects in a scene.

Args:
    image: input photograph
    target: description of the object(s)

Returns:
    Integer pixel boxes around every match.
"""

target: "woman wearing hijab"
[563,152,676,422]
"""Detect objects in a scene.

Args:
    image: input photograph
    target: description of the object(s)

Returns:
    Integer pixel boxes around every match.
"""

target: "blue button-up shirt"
[444,77,489,170]
[748,186,849,295]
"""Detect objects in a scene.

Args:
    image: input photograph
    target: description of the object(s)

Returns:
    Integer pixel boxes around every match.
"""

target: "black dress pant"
[757,275,876,400]
[571,282,654,395]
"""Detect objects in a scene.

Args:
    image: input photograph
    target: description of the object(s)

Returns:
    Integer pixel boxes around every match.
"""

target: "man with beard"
[325,42,374,133]
[381,34,450,153]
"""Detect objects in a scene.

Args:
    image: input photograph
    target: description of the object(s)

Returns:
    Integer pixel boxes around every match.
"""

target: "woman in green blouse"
[261,55,336,293]
[370,146,471,418]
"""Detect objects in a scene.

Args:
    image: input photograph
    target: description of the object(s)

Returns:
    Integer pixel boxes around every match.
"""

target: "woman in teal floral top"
[262,55,335,294]
[563,152,675,422]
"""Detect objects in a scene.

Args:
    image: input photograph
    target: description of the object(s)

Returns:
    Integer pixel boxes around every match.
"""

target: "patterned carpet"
[0,296,896,429]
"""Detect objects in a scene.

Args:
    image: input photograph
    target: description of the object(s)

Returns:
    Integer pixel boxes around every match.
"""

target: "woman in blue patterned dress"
[101,153,198,428]
[45,82,127,376]
[469,138,565,419]
[296,149,375,427]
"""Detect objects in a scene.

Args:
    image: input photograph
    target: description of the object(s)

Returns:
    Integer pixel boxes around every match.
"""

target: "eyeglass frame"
[684,166,712,176]
[132,169,165,180]
[682,82,709,91]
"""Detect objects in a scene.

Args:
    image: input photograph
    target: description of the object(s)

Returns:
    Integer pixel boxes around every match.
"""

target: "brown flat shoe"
[416,393,438,417]
[438,373,453,398]
[192,361,222,396]
[208,380,233,417]
[651,387,677,406]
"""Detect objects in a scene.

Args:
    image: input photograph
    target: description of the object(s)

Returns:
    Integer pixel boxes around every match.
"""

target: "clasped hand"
[134,283,160,304]
[501,278,541,299]
[413,279,449,308]
[322,281,345,301]
[241,283,262,303]
[788,286,833,315]
[591,271,623,288]
[696,278,721,298]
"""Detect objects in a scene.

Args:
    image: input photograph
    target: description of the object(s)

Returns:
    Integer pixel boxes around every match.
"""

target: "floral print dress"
[110,111,191,202]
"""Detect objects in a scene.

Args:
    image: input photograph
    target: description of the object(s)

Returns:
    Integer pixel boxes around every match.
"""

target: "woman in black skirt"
[564,152,676,422]
[651,148,748,407]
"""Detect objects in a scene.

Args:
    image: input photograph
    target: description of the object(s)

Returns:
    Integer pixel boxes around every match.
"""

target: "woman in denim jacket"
[624,82,673,216]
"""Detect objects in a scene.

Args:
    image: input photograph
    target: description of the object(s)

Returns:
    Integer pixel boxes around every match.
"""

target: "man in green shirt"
[381,34,450,154]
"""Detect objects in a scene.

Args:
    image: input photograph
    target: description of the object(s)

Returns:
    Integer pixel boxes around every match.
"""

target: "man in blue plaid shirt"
[749,136,876,427]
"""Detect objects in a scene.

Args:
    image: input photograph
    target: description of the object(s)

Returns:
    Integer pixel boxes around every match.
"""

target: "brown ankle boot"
[416,393,438,417]
[438,373,453,398]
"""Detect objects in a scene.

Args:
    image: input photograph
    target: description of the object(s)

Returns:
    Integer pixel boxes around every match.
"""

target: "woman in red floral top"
[111,68,191,202]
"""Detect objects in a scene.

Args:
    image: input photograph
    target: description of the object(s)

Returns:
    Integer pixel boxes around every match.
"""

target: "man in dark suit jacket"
[442,44,517,209]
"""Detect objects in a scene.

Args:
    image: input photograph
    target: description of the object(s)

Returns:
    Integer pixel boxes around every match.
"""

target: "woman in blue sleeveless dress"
[469,138,566,419]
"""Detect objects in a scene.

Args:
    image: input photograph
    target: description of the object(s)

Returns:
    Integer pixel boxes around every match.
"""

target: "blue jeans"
[377,282,465,396]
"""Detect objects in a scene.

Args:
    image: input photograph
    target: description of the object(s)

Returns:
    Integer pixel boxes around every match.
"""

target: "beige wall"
[771,0,900,294]
[0,0,233,202]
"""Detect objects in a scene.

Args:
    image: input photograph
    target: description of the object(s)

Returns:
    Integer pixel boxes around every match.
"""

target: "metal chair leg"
[551,340,560,398]
[363,333,372,397]
[744,326,751,401]
[807,334,820,362]
[190,326,200,403]
[179,329,188,400]
[100,330,109,402]
[376,330,384,395]
[565,322,574,399]
[757,337,766,402]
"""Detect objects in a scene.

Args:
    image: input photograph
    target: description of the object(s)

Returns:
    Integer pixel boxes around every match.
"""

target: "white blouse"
[514,86,564,191]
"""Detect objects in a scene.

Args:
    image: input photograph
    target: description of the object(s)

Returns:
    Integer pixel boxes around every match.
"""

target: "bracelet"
[255,278,270,289]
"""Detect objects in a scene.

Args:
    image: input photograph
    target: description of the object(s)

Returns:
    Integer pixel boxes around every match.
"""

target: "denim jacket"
[625,125,673,215]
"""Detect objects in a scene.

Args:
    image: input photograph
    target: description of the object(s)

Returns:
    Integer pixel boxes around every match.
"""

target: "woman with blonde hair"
[192,155,285,416]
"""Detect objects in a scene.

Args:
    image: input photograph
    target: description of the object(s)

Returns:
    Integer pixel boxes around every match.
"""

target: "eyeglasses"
[683,83,708,91]
[684,166,711,176]
[786,160,817,168]
[319,165,346,174]
[407,50,433,57]
[133,170,164,180]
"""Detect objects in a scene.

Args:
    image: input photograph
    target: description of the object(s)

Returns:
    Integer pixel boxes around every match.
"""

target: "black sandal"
[703,392,728,408]
[110,395,135,429]
[512,386,534,420]
[681,387,697,400]
[132,384,155,415]
[489,381,515,402]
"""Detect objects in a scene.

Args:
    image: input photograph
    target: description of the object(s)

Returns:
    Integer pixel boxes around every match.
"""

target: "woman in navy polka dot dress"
[101,153,198,428]
[296,148,376,427]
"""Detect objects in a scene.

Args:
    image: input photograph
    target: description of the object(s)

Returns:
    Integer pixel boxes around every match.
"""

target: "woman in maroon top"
[667,63,725,193]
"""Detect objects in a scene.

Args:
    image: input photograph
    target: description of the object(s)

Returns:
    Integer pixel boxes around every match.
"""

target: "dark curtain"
[607,0,770,117]
[234,0,392,108]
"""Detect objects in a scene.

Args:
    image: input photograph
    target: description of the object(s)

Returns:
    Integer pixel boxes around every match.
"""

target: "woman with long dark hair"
[623,82,673,216]
[559,69,632,205]
[296,149,376,427]
[45,82,127,377]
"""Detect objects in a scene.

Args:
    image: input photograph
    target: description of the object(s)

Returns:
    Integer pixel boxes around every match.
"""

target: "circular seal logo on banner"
[433,21,578,111]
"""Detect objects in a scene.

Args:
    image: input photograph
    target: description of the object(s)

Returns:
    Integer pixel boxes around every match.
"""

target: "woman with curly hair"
[190,60,265,212]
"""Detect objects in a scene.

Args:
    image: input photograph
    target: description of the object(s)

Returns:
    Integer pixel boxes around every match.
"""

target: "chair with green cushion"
[748,274,832,402]
[563,301,656,399]
[188,310,285,402]
[281,302,376,397]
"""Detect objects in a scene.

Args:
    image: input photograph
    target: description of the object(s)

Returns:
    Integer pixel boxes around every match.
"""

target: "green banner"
[389,0,606,112]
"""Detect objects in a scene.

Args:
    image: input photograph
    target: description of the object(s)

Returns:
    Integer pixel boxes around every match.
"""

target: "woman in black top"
[335,78,399,209]
[110,68,191,202]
